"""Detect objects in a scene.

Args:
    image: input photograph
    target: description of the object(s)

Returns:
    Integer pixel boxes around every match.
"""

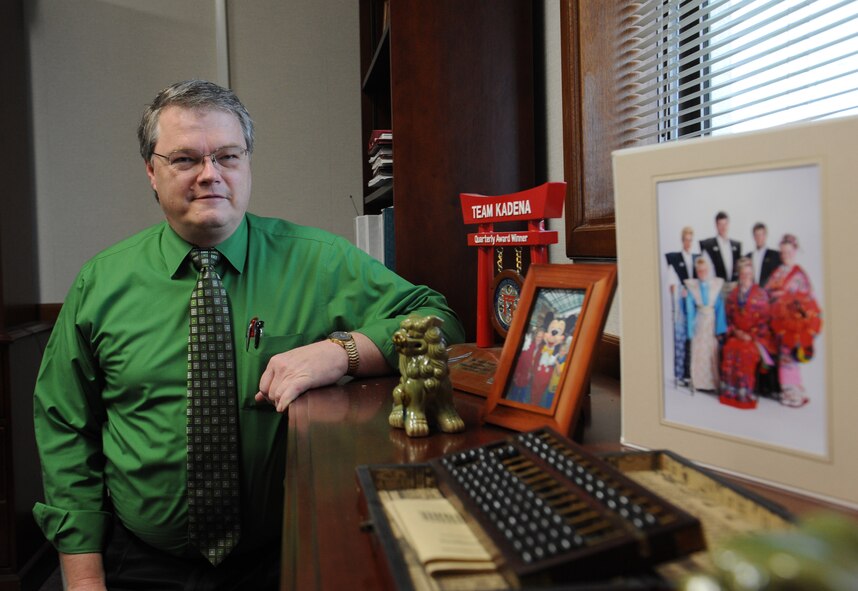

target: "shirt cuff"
[33,502,112,554]
[354,321,401,367]
[358,312,465,369]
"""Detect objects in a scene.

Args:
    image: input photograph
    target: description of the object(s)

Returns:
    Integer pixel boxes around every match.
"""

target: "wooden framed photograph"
[614,116,858,508]
[483,263,617,436]
[447,343,503,398]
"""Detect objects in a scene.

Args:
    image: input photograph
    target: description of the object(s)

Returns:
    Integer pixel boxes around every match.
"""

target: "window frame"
[560,1,628,260]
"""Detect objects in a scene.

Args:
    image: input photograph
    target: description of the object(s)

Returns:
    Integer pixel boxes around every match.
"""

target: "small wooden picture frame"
[483,263,617,436]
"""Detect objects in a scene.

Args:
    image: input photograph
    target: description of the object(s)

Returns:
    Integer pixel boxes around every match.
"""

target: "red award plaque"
[460,182,566,347]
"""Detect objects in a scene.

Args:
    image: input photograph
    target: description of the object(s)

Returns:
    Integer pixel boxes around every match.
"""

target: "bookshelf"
[359,0,536,342]
[359,0,392,213]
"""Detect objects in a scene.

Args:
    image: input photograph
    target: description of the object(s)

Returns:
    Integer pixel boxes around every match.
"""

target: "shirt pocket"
[237,333,306,409]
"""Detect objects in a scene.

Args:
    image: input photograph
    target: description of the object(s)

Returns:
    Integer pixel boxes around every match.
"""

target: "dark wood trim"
[560,0,619,259]
[560,0,585,257]
[0,322,54,345]
[38,304,62,325]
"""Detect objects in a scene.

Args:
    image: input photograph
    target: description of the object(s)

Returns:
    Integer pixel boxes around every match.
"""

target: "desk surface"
[280,375,856,590]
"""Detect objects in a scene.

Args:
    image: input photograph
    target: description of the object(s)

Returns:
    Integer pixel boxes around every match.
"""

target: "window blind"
[621,0,858,144]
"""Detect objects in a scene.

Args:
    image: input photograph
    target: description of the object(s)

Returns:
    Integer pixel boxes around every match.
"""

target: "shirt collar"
[162,216,249,278]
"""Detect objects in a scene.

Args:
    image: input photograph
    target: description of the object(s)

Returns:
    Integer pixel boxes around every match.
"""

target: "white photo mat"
[613,116,858,509]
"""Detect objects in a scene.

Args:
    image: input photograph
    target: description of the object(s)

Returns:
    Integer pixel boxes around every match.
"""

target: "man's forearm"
[352,331,391,376]
[60,552,106,591]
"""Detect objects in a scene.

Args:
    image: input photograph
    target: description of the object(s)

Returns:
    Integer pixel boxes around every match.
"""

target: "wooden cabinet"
[359,0,536,342]
[0,327,55,591]
[560,0,658,259]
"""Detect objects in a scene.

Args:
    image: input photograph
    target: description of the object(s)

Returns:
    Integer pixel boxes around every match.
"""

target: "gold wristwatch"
[328,331,359,376]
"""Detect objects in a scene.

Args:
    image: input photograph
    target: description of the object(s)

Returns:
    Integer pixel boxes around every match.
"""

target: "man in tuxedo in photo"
[747,222,781,287]
[700,211,741,285]
[665,226,698,387]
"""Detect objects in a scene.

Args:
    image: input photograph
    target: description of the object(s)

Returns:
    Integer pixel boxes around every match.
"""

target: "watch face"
[491,270,523,337]
[329,330,351,341]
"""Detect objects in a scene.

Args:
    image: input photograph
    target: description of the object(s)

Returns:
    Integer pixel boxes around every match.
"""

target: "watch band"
[328,331,360,376]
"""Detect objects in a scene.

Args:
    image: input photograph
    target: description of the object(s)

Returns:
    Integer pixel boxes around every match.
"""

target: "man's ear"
[145,159,157,191]
[145,159,160,203]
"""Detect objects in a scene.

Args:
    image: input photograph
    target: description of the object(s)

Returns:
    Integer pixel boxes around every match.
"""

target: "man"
[746,222,781,287]
[32,80,464,590]
[665,226,697,285]
[665,226,697,387]
[699,211,742,283]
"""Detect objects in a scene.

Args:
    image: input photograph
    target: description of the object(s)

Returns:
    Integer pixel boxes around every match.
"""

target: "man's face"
[682,231,693,251]
[753,227,767,249]
[716,217,729,238]
[145,106,251,246]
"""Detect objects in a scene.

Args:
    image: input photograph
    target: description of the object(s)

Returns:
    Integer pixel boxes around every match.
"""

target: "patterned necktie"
[187,248,241,566]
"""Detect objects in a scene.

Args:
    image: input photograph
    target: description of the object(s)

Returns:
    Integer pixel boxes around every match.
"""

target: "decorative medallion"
[491,269,524,337]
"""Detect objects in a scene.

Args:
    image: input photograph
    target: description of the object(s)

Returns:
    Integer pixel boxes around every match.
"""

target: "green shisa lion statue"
[389,315,465,437]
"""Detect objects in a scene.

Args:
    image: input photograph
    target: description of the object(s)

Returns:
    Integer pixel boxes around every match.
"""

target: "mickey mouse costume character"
[507,307,577,405]
[528,315,573,406]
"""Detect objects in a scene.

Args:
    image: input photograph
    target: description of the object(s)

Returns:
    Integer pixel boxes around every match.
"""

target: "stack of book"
[367,129,393,189]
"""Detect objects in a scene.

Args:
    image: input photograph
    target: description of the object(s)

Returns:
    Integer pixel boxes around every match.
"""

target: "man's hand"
[255,333,390,412]
[255,340,347,412]
[60,552,107,591]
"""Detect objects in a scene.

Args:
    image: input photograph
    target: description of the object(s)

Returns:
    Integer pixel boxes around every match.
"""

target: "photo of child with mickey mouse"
[504,288,584,409]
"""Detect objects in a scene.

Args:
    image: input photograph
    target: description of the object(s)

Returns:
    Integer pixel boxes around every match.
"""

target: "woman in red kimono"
[764,234,822,408]
[719,258,775,409]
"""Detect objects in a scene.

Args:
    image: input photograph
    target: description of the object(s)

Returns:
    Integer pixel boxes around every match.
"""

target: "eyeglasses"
[151,146,249,172]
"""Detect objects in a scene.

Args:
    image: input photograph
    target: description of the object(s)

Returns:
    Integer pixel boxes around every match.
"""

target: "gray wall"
[27,0,362,303]
[227,2,362,238]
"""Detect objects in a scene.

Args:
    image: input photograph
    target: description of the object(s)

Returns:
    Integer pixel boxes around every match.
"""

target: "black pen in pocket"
[246,317,265,350]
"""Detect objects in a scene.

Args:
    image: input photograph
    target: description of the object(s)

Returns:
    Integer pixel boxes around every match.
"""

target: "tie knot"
[190,248,220,271]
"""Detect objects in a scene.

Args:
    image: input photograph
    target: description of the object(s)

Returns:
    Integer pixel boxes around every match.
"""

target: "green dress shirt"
[33,213,464,556]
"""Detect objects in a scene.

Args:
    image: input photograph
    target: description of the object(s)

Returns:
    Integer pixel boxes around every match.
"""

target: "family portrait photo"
[657,164,827,458]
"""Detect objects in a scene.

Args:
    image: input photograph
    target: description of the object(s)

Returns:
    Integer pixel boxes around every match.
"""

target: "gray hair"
[137,80,254,161]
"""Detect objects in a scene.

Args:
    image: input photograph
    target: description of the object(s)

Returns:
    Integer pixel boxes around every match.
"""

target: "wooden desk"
[280,375,857,590]
[281,376,505,590]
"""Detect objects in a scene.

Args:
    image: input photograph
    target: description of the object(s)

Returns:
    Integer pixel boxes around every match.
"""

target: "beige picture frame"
[613,116,858,509]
